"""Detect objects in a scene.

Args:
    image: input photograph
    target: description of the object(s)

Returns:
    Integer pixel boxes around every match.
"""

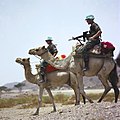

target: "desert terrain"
[0,89,120,120]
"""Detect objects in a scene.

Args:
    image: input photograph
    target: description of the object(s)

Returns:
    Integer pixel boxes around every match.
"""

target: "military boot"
[39,67,46,83]
[83,54,89,71]
[83,60,89,71]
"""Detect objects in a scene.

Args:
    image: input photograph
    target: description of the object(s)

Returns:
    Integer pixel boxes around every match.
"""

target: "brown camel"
[15,57,81,115]
[29,46,119,103]
[116,52,120,67]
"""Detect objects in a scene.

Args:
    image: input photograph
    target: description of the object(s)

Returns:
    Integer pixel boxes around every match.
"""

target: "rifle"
[68,31,88,42]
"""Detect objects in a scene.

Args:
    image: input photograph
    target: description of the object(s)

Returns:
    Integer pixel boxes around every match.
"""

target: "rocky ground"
[0,101,120,120]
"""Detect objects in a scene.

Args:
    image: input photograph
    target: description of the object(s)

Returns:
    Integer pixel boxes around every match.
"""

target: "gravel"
[0,101,120,120]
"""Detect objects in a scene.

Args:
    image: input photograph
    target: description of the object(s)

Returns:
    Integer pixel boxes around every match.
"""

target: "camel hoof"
[51,110,56,113]
[48,110,56,114]
[90,101,94,103]
[97,100,101,103]
[75,103,80,106]
[33,113,39,116]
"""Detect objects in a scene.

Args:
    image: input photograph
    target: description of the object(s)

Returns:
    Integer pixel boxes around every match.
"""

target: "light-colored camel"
[15,57,81,115]
[29,46,94,103]
[29,46,119,103]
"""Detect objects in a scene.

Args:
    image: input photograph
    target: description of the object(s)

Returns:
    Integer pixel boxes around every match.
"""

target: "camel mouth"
[28,49,36,55]
[15,58,23,64]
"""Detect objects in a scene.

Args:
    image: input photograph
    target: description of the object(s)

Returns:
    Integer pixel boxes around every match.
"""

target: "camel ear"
[28,58,30,61]
[42,46,45,49]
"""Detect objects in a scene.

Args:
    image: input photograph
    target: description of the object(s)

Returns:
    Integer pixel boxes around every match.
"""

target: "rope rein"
[30,50,48,64]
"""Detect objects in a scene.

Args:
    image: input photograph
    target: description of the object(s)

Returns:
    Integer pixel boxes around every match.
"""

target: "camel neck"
[24,64,38,84]
[41,52,53,61]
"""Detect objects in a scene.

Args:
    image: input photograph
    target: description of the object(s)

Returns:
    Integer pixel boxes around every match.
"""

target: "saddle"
[75,41,115,58]
[45,64,58,73]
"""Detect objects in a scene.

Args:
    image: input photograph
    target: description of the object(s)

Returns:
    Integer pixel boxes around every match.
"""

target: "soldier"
[82,15,102,71]
[39,37,58,83]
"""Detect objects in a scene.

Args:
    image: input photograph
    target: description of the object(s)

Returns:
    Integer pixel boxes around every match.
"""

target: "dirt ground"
[0,101,120,120]
[0,89,120,120]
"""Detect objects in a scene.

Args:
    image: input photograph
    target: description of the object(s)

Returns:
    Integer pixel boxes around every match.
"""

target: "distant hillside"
[3,67,120,90]
[21,80,38,91]
[4,82,19,88]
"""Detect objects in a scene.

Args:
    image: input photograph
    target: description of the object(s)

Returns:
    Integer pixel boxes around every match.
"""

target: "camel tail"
[115,52,120,67]
[108,63,119,103]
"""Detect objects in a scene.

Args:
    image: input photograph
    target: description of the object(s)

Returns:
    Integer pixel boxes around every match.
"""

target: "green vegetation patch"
[0,92,119,108]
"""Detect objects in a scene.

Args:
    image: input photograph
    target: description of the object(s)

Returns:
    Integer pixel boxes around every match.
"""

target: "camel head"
[28,46,48,56]
[15,58,30,66]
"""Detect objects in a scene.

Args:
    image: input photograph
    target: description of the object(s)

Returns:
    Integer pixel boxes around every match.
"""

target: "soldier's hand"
[89,37,95,41]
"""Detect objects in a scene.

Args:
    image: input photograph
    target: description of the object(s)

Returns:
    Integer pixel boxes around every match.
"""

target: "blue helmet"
[45,37,53,42]
[85,15,95,20]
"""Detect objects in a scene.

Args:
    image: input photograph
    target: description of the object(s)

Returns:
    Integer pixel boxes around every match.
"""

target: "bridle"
[33,49,48,60]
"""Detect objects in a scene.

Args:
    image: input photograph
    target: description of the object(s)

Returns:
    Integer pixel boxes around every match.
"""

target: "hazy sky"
[0,0,120,86]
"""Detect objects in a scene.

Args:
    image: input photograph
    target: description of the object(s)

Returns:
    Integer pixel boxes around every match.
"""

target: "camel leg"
[77,73,94,103]
[72,83,86,104]
[108,64,119,103]
[82,95,86,104]
[33,86,43,115]
[69,72,80,105]
[72,84,89,104]
[109,77,119,103]
[97,74,111,102]
[113,86,119,103]
[46,88,56,112]
[80,91,94,103]
[71,85,80,105]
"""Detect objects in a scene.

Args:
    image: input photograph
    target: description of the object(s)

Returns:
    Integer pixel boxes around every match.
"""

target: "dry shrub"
[0,98,15,108]
[0,92,119,108]
[63,95,75,105]
[54,94,69,103]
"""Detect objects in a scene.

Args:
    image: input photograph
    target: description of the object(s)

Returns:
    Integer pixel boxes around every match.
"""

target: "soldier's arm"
[53,45,58,57]
[91,30,102,39]
[90,23,102,40]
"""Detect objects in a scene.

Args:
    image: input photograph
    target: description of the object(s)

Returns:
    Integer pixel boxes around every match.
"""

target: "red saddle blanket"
[45,65,58,73]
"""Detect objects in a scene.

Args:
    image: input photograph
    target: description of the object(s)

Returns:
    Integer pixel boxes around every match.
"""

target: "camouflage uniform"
[82,22,101,71]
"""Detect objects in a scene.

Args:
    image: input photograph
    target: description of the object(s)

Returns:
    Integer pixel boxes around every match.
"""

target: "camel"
[15,57,82,115]
[116,52,120,67]
[28,46,119,103]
